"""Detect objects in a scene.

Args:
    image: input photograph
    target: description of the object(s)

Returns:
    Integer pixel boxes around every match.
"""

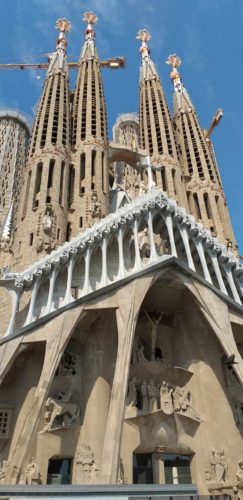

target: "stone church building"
[0,13,242,497]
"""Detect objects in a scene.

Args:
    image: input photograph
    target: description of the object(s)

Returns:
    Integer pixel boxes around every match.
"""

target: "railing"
[1,188,243,338]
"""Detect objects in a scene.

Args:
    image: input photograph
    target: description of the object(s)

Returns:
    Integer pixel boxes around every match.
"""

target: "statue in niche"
[208,449,228,483]
[57,351,79,376]
[144,311,164,361]
[139,180,147,195]
[172,386,201,421]
[133,336,147,364]
[138,228,150,259]
[43,388,80,431]
[25,457,41,485]
[126,377,137,407]
[76,442,99,484]
[141,380,149,412]
[160,381,174,415]
[236,459,243,484]
[147,379,158,412]
[90,192,101,223]
[154,234,169,257]
[0,456,9,484]
[36,207,56,253]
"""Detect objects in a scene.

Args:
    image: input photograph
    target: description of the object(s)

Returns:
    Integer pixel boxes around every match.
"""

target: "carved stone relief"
[18,457,41,485]
[222,356,243,431]
[36,207,57,253]
[126,377,201,421]
[43,388,80,431]
[75,442,99,484]
[236,459,243,484]
[56,350,79,376]
[0,456,9,484]
[206,449,228,483]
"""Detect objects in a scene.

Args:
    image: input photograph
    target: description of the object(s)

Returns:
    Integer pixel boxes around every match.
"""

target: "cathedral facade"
[0,14,242,497]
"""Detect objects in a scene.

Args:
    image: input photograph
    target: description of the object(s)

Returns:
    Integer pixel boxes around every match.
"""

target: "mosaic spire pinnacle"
[55,18,71,56]
[166,54,193,113]
[82,11,98,58]
[136,29,158,81]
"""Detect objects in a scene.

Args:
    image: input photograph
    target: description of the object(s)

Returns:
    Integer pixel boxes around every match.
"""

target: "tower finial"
[136,29,151,62]
[166,54,182,92]
[55,18,71,56]
[83,12,97,42]
[166,54,192,112]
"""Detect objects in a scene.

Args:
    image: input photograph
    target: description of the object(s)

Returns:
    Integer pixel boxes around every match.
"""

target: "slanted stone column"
[100,274,155,483]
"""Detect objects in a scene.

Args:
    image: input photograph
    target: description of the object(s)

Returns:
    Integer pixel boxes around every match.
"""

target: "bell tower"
[70,12,109,235]
[137,30,187,209]
[167,54,236,249]
[12,19,72,270]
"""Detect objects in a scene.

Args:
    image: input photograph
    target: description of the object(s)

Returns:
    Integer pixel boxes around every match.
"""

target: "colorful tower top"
[55,18,71,56]
[48,18,71,75]
[136,29,158,81]
[82,11,98,59]
[166,54,193,114]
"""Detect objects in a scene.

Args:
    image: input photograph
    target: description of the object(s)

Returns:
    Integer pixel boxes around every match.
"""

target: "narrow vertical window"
[47,159,55,188]
[161,166,167,192]
[80,153,85,196]
[29,233,34,246]
[59,161,65,206]
[172,169,177,194]
[101,152,105,194]
[33,162,43,208]
[66,222,72,241]
[91,150,96,190]
[193,193,202,220]
[68,165,75,207]
[203,192,212,219]
[22,170,32,218]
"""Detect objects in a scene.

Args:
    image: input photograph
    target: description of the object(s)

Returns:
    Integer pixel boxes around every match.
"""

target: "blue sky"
[0,0,242,252]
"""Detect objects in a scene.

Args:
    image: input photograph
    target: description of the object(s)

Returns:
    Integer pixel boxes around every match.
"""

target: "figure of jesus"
[144,311,163,361]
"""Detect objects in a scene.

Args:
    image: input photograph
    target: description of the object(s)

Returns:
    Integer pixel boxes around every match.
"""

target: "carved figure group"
[126,377,201,421]
[209,449,228,483]
[18,458,41,485]
[43,389,80,431]
[236,459,243,484]
[75,442,99,484]
[0,456,9,484]
[56,350,79,376]
[133,336,147,364]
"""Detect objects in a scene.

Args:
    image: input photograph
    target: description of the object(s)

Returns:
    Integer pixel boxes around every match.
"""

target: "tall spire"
[70,12,109,234]
[12,20,72,270]
[137,31,187,209]
[168,55,236,250]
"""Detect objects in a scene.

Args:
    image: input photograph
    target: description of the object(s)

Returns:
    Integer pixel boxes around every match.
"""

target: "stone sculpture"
[236,459,243,484]
[0,456,9,484]
[160,381,174,415]
[76,442,99,484]
[147,379,158,412]
[172,386,201,421]
[25,457,41,485]
[44,389,80,431]
[133,336,147,364]
[127,377,137,407]
[208,449,228,482]
[57,351,79,376]
[144,311,163,361]
[141,380,149,412]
